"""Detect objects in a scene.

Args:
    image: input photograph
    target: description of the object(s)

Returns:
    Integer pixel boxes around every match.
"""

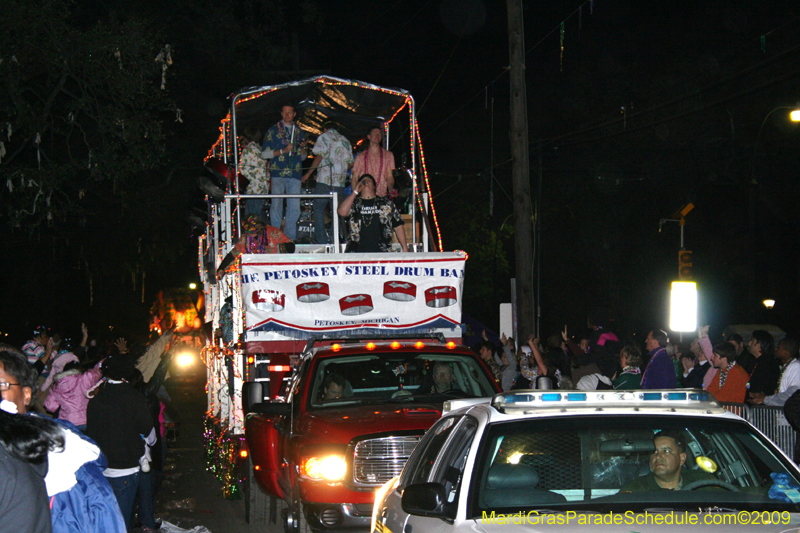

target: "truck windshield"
[308,352,496,408]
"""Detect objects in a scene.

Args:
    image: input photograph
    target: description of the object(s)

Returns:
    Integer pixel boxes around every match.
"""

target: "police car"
[372,390,800,532]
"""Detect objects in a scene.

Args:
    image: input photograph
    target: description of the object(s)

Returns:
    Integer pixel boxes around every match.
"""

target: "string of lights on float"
[412,117,443,251]
[203,415,242,499]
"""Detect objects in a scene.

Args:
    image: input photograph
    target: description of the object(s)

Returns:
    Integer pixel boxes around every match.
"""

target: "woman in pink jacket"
[44,356,103,431]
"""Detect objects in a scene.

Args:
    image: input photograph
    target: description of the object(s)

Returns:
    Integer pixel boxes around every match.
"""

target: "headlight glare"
[300,455,347,481]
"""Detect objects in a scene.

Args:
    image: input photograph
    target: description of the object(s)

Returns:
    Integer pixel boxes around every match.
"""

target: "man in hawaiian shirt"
[262,104,308,240]
[240,126,271,221]
[337,174,407,253]
[302,122,354,245]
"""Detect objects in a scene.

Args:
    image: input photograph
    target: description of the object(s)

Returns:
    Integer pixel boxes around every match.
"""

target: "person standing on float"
[262,104,308,240]
[351,126,395,197]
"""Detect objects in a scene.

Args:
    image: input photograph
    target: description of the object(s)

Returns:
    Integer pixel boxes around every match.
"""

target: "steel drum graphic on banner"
[424,286,457,308]
[383,281,417,302]
[339,294,374,316]
[253,289,286,312]
[296,282,330,303]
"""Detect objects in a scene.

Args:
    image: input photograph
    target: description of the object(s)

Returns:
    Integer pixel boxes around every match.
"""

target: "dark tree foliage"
[0,0,174,230]
[0,0,321,338]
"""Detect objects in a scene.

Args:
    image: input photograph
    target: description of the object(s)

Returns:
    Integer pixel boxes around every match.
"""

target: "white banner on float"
[240,252,466,341]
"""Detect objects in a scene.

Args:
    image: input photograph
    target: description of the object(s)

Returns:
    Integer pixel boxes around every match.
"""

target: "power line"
[537,42,800,148]
[421,3,799,147]
[549,66,800,149]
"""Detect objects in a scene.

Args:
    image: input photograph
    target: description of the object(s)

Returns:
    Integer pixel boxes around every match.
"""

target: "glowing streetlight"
[189,283,197,290]
[763,299,775,309]
[669,281,698,332]
[791,109,800,122]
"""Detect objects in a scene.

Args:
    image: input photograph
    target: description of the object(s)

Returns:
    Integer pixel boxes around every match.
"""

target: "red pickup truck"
[243,335,500,532]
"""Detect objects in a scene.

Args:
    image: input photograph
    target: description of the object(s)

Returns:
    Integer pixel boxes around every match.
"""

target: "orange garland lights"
[205,115,231,162]
[413,117,443,251]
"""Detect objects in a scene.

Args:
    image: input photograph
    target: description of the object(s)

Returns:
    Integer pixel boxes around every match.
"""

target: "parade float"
[197,77,480,530]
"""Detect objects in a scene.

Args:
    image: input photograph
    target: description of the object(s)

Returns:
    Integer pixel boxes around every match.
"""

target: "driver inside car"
[430,361,458,394]
[322,373,351,400]
[619,430,717,491]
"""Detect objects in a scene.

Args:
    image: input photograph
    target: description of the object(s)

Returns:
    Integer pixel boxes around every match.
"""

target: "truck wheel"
[244,457,271,528]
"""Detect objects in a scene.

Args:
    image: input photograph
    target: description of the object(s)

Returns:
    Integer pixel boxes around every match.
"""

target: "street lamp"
[751,106,800,183]
[763,299,775,309]
[746,106,799,310]
[189,283,197,290]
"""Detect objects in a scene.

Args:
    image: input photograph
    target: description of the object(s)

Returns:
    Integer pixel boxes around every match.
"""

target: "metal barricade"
[720,402,747,419]
[721,402,796,459]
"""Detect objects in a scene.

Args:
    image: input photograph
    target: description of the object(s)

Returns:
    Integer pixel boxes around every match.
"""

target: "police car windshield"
[468,415,800,516]
[308,352,496,408]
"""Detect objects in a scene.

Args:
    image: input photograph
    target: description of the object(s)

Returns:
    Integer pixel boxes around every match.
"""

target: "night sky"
[1,0,799,345]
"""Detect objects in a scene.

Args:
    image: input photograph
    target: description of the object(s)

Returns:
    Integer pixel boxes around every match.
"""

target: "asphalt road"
[137,370,283,533]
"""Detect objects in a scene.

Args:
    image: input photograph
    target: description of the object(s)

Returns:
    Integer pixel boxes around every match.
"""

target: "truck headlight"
[300,455,347,481]
[176,351,195,367]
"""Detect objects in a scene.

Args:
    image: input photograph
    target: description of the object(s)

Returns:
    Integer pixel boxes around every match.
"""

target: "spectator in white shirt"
[749,337,800,406]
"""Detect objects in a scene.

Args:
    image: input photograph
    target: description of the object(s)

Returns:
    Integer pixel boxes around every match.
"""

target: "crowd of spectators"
[1,324,176,533]
[473,320,800,418]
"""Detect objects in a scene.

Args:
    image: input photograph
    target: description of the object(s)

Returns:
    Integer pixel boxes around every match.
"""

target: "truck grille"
[352,436,422,485]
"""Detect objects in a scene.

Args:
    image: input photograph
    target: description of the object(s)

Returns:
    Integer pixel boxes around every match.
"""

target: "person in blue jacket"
[0,347,126,533]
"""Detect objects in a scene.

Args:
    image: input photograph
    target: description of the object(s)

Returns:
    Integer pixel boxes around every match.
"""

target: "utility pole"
[507,0,535,340]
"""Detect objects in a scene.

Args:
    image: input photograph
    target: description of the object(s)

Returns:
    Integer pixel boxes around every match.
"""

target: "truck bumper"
[303,502,374,531]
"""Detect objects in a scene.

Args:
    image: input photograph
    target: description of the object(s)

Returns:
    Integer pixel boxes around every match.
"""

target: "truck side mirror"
[401,483,453,518]
[244,382,266,412]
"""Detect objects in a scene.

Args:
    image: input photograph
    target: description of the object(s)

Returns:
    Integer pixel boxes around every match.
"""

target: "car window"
[467,415,800,517]
[307,352,496,408]
[432,417,479,503]
[400,416,461,488]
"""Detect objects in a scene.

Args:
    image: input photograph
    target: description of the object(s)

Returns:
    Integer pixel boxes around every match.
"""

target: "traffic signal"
[678,250,692,280]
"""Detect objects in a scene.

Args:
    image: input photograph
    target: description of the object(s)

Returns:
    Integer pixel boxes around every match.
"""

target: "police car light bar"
[491,390,719,412]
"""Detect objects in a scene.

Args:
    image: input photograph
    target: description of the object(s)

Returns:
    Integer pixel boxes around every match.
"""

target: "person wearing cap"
[302,121,354,245]
[22,325,55,374]
[337,174,408,253]
[262,104,308,240]
[86,354,155,529]
[351,126,395,197]
[218,215,295,276]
